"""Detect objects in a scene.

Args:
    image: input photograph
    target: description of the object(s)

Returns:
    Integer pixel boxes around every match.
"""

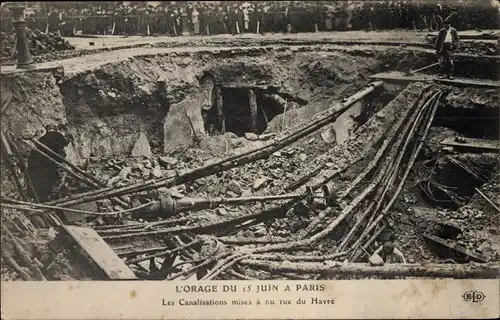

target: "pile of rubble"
[448,172,499,259]
[459,41,499,56]
[0,29,75,62]
[1,40,499,281]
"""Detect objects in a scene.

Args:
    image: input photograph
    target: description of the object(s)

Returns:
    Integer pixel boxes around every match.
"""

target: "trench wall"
[1,72,67,145]
[55,48,393,161]
[0,46,442,168]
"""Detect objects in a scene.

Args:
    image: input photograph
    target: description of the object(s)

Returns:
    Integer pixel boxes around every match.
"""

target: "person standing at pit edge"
[434,16,460,80]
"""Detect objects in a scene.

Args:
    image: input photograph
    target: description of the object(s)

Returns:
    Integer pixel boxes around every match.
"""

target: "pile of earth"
[1,29,75,62]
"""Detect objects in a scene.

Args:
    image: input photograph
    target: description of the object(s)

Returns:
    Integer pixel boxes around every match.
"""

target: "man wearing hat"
[372,241,407,264]
[435,16,460,79]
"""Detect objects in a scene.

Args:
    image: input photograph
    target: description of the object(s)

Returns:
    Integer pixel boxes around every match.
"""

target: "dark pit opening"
[27,131,68,203]
[203,86,287,137]
[419,155,497,210]
[222,88,251,136]
[355,89,398,127]
[432,105,499,139]
[458,59,500,81]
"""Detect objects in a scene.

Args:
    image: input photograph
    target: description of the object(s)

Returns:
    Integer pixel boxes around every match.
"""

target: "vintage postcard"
[1,0,499,319]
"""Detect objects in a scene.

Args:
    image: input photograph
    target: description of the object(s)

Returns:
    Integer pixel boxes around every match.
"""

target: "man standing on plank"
[435,16,460,79]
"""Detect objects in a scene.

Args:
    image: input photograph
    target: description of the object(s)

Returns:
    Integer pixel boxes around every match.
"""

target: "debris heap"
[1,30,75,61]
[1,81,498,281]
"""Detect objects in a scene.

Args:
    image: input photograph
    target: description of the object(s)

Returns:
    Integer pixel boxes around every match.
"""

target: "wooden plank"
[426,31,499,40]
[403,47,500,61]
[440,137,500,151]
[369,71,500,89]
[62,225,137,280]
[423,233,488,263]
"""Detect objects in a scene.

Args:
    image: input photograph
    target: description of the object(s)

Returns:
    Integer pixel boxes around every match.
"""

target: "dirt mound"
[1,30,75,62]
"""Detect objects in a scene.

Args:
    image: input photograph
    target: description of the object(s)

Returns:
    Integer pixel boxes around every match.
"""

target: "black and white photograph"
[0,0,499,317]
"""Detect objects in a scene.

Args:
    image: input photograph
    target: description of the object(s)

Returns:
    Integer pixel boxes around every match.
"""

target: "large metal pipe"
[132,188,331,220]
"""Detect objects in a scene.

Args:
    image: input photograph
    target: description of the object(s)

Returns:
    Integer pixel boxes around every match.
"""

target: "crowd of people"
[1,1,499,37]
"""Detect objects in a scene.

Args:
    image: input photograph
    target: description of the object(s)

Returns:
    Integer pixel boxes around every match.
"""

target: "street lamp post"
[11,4,35,69]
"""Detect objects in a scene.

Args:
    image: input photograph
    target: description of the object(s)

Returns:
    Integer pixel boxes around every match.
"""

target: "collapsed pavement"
[1,33,499,281]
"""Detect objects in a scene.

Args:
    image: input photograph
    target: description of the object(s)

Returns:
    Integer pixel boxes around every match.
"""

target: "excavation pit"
[417,153,498,210]
[433,99,500,140]
[1,41,499,281]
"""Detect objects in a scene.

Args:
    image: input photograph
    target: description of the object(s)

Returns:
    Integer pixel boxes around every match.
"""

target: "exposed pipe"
[131,192,323,220]
[475,187,500,213]
[24,139,129,208]
[304,89,431,242]
[1,132,29,201]
[238,260,499,279]
[31,138,130,207]
[48,81,384,208]
[350,92,443,262]
[6,134,38,203]
[347,91,441,259]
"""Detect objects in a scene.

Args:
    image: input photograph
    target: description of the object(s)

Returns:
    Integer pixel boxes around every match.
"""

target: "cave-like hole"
[432,105,499,139]
[458,60,500,81]
[203,87,287,137]
[419,155,497,210]
[27,131,67,203]
[222,88,252,136]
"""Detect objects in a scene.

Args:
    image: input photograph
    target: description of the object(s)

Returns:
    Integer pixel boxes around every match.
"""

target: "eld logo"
[462,290,485,303]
